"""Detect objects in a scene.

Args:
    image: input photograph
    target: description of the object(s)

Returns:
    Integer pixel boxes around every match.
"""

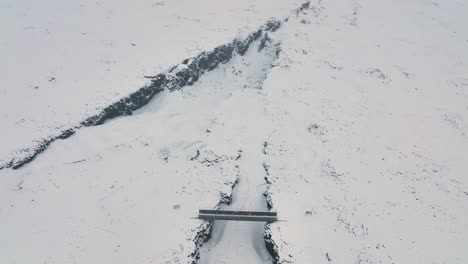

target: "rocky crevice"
[190,177,240,263]
[259,3,313,259]
[0,19,282,171]
[262,153,280,263]
[262,4,312,260]
[190,177,239,264]
[263,159,281,263]
[264,225,281,264]
[190,149,242,263]
[194,31,283,263]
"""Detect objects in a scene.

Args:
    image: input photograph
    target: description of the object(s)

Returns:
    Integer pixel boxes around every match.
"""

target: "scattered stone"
[362,68,391,84]
[308,123,327,142]
[72,159,86,164]
[308,123,320,132]
[159,147,171,163]
[235,150,242,161]
[323,61,343,70]
[263,162,271,183]
[263,141,269,154]
[191,150,200,161]
[295,1,310,14]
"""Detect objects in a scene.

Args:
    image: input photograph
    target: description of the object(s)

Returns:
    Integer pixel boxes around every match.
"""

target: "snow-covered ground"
[197,40,277,264]
[0,31,279,263]
[0,0,302,168]
[263,0,468,263]
[1,0,468,263]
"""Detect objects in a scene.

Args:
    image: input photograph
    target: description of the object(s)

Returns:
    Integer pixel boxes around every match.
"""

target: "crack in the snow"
[189,147,241,263]
[196,23,284,263]
[1,19,283,171]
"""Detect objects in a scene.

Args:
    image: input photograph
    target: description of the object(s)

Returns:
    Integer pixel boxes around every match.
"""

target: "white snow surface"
[197,42,277,264]
[263,0,468,263]
[2,0,468,263]
[0,0,303,165]
[0,35,278,263]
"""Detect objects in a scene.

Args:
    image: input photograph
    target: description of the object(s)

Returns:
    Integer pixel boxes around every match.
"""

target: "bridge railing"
[197,209,278,222]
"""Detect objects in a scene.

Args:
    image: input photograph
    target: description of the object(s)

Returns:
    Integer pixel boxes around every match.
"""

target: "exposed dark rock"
[295,1,310,14]
[71,159,86,164]
[264,191,274,210]
[235,29,262,56]
[9,128,76,169]
[57,128,75,139]
[190,220,214,264]
[263,141,269,154]
[220,178,238,205]
[191,154,240,263]
[263,158,278,260]
[81,81,165,126]
[191,150,201,161]
[264,20,282,32]
[264,225,280,264]
[2,19,282,171]
[263,162,272,184]
[275,46,282,57]
[258,33,272,52]
[235,149,242,161]
[362,68,391,84]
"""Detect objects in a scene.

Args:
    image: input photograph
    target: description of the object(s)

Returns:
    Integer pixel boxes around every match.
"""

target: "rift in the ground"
[2,12,284,263]
[0,20,281,170]
[193,38,280,263]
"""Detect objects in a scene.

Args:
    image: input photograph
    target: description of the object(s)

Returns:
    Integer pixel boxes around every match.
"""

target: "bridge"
[197,209,278,222]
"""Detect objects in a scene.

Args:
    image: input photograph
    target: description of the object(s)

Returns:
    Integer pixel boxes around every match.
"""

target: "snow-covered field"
[1,0,468,263]
[0,24,281,262]
[263,0,468,263]
[0,0,302,168]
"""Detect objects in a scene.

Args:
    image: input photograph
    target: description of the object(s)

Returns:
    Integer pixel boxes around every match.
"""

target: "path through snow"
[0,32,280,264]
[198,95,273,263]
